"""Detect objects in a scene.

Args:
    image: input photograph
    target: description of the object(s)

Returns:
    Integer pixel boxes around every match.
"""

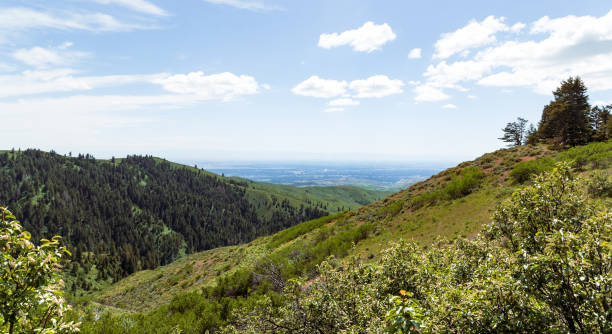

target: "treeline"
[0,150,328,288]
[500,77,611,147]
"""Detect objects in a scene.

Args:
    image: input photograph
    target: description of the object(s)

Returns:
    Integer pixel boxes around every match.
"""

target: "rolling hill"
[75,141,611,333]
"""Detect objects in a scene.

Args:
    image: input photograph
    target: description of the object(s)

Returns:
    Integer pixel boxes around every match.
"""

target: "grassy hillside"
[65,141,611,332]
[240,180,392,220]
[89,142,610,310]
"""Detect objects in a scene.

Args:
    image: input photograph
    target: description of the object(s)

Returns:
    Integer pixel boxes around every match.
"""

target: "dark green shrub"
[267,213,344,249]
[411,167,484,208]
[443,167,484,199]
[586,171,612,197]
[510,158,555,183]
[557,141,612,169]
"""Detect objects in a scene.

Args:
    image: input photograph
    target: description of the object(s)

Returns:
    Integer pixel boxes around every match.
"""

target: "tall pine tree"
[537,77,591,146]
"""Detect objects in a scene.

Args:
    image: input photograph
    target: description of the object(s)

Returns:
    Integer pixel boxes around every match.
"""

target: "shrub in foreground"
[229,165,611,333]
[0,207,79,334]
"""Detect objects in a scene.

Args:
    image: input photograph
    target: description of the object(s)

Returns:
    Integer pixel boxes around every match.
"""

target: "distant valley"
[200,161,449,190]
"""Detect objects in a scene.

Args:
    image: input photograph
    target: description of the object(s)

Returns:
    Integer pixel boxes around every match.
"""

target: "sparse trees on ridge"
[499,117,528,146]
[501,77,612,147]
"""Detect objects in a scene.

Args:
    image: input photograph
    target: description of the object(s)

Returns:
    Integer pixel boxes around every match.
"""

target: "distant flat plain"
[198,161,451,191]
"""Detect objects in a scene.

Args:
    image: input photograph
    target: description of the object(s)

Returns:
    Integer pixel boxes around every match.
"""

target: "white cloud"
[434,15,509,59]
[414,84,450,102]
[153,71,260,101]
[418,10,612,100]
[13,47,62,67]
[442,103,457,109]
[12,45,88,68]
[349,75,404,98]
[92,0,168,16]
[0,94,201,150]
[328,98,360,107]
[324,107,344,112]
[467,94,477,99]
[0,69,261,102]
[423,60,491,90]
[510,22,526,33]
[202,0,281,11]
[0,7,146,33]
[0,70,163,98]
[292,76,347,98]
[0,63,16,72]
[294,75,404,100]
[318,22,396,53]
[408,48,422,59]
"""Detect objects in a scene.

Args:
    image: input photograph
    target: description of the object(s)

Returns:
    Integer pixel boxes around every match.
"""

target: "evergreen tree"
[524,123,538,145]
[537,77,591,146]
[589,105,611,141]
[499,117,528,147]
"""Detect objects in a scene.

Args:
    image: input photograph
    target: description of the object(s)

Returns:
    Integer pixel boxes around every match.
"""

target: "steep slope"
[89,141,611,319]
[0,149,388,294]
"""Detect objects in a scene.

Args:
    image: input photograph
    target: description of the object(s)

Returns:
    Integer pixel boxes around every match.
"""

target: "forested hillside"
[0,150,386,292]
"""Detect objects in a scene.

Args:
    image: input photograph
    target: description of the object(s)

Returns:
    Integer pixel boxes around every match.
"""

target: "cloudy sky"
[1,0,611,162]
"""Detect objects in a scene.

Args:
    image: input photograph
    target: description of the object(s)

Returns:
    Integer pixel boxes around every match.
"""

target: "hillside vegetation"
[69,140,611,333]
[0,150,388,295]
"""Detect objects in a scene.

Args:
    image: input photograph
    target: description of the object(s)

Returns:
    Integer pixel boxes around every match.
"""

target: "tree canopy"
[537,77,592,146]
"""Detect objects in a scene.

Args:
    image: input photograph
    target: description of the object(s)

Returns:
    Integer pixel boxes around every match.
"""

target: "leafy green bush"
[443,167,484,199]
[376,200,404,218]
[385,290,423,334]
[586,170,612,197]
[273,222,375,278]
[0,207,79,334]
[80,291,228,333]
[231,165,612,333]
[509,157,555,183]
[411,167,484,208]
[410,190,443,209]
[267,212,344,249]
[557,140,612,169]
[489,164,611,333]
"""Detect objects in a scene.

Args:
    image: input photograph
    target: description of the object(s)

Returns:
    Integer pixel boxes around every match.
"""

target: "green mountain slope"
[80,141,611,332]
[0,149,388,294]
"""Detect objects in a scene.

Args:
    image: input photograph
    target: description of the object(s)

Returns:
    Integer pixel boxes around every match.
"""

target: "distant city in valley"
[199,162,451,190]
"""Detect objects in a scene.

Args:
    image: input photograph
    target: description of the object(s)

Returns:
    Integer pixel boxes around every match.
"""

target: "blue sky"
[1,0,612,163]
